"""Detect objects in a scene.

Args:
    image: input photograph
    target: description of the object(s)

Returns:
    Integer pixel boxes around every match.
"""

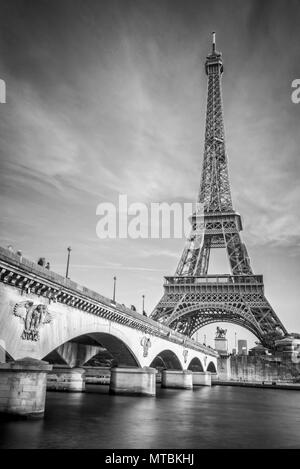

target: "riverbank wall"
[217,355,300,383]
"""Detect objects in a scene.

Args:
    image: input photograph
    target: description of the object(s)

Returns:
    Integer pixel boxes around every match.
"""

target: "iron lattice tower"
[151,33,287,349]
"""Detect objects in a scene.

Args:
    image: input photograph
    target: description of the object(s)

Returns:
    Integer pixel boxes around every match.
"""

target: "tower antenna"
[212,31,216,53]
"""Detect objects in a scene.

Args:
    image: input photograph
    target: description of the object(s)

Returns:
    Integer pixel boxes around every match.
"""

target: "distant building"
[249,343,268,356]
[274,335,300,360]
[238,340,247,355]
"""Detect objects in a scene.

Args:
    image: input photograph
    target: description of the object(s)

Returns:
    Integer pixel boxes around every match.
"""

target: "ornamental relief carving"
[13,300,52,341]
[140,335,152,357]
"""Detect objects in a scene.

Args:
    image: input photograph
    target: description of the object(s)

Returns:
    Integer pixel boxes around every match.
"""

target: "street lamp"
[112,276,117,303]
[66,246,72,278]
[142,294,145,312]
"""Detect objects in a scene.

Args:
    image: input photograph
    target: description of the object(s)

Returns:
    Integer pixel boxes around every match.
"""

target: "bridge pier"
[217,356,231,380]
[83,366,111,384]
[210,372,218,384]
[0,358,52,419]
[161,370,193,389]
[192,371,211,386]
[47,366,86,392]
[109,367,157,396]
[0,340,5,363]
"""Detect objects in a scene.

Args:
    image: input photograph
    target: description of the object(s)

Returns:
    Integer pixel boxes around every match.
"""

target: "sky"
[0,0,300,350]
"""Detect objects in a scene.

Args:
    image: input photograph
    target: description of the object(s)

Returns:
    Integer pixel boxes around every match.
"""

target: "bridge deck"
[0,247,217,358]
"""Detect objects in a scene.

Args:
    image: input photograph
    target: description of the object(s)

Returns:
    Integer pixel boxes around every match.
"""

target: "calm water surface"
[0,385,300,449]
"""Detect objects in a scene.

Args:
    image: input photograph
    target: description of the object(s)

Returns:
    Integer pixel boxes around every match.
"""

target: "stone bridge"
[0,247,218,418]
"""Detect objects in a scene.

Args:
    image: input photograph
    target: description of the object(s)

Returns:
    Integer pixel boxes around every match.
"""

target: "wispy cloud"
[0,0,300,345]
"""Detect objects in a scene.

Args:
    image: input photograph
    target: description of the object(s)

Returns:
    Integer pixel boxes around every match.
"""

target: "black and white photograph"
[0,0,300,454]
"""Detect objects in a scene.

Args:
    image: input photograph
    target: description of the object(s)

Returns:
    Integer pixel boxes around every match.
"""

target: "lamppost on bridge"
[112,276,117,303]
[142,294,146,316]
[233,331,237,355]
[65,246,72,279]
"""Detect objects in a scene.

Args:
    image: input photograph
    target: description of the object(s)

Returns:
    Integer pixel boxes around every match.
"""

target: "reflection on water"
[1,385,300,449]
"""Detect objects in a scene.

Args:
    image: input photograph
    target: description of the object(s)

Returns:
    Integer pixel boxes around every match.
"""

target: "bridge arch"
[27,310,147,367]
[43,331,141,368]
[187,356,204,372]
[149,349,182,370]
[207,361,217,373]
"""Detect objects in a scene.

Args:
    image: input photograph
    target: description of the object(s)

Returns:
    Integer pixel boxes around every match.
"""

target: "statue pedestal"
[0,358,52,419]
[214,337,228,355]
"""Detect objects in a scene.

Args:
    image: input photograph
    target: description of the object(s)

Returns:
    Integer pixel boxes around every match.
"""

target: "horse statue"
[216,326,227,339]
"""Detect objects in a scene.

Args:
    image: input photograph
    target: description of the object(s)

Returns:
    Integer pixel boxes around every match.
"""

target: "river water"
[0,385,300,449]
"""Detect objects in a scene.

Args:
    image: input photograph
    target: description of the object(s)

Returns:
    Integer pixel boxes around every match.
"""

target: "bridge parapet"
[0,247,217,358]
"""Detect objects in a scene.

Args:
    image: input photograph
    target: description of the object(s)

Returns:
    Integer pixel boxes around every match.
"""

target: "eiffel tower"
[151,33,287,349]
